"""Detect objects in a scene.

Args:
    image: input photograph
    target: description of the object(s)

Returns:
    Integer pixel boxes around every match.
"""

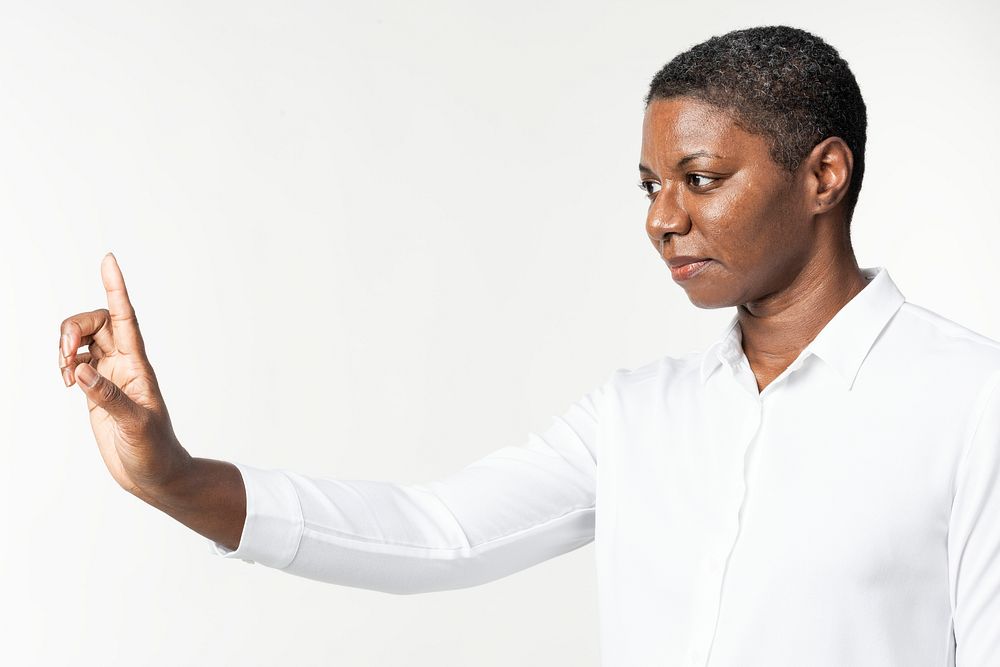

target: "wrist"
[135,446,195,509]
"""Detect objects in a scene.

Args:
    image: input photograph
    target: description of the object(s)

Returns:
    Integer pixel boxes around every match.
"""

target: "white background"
[2,1,998,664]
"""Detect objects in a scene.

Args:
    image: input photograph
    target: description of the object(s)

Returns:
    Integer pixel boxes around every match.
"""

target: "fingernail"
[61,333,72,358]
[77,363,99,388]
[62,368,72,387]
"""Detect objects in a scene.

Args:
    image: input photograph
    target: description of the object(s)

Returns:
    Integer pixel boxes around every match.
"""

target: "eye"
[687,174,717,188]
[638,180,661,199]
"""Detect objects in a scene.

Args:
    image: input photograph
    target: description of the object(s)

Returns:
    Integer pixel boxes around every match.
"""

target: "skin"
[639,96,870,392]
[58,254,245,551]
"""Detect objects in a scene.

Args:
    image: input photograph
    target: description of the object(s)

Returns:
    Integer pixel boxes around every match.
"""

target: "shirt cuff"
[207,461,305,569]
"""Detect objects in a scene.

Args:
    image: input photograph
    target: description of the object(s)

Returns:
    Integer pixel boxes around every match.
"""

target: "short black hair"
[645,26,867,226]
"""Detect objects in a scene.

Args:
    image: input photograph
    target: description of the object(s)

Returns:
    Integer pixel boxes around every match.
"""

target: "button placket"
[696,392,765,667]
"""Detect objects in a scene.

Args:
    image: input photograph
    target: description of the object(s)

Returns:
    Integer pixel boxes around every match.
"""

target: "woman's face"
[639,96,815,309]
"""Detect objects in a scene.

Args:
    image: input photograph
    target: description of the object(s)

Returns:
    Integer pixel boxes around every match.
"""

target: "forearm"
[136,456,247,552]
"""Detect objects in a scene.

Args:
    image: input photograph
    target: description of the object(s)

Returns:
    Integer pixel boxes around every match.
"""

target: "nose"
[645,185,691,250]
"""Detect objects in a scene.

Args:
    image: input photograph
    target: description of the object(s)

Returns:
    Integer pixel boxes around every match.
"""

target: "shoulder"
[880,300,1000,388]
[891,301,1000,361]
[604,349,704,399]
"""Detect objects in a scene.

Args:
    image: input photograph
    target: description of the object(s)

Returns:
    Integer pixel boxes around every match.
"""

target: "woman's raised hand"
[59,253,191,498]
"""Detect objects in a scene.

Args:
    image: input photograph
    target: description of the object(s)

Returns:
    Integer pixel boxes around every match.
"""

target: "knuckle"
[111,306,135,321]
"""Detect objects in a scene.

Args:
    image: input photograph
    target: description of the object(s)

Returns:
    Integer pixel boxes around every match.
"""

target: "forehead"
[641,96,768,163]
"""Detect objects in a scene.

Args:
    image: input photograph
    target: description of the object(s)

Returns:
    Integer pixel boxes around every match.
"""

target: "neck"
[737,248,869,374]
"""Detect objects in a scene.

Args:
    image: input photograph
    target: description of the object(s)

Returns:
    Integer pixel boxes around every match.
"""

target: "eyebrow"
[639,151,723,175]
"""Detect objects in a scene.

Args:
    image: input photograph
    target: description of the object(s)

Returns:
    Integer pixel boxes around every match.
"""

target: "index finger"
[102,252,146,356]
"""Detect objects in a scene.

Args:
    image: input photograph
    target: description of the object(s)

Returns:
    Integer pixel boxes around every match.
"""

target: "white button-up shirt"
[211,266,1000,666]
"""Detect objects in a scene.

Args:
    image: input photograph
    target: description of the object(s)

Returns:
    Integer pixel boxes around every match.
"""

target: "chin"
[670,262,743,309]
[687,297,734,310]
[681,285,741,310]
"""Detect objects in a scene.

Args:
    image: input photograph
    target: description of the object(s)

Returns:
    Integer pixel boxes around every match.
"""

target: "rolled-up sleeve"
[948,371,1000,664]
[208,372,616,594]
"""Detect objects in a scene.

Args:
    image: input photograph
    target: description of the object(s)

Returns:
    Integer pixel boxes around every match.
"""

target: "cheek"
[692,188,771,262]
[700,179,801,262]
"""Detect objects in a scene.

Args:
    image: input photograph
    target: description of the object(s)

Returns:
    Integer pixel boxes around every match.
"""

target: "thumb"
[75,363,142,422]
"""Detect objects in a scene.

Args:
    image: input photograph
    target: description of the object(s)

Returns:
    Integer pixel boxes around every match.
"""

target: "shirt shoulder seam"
[899,303,1000,351]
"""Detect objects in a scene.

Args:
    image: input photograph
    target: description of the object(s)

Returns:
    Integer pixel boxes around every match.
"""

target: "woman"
[57,26,999,666]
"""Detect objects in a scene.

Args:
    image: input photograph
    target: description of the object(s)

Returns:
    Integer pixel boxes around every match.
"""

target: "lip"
[668,258,713,281]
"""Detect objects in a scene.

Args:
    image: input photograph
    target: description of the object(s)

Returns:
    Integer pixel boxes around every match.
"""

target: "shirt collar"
[698,266,906,390]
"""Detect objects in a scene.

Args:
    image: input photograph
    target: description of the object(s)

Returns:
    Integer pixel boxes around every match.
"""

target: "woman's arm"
[206,377,610,594]
[61,252,616,595]
[138,457,247,553]
[948,371,1000,663]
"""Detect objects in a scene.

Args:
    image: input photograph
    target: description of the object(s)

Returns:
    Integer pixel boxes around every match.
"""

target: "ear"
[805,136,854,216]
